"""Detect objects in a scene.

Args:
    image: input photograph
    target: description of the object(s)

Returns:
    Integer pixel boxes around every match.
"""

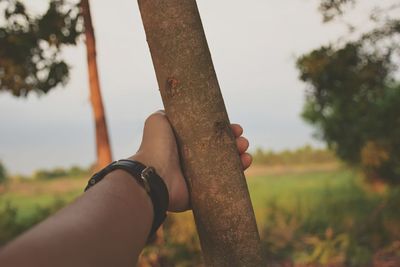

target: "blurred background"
[0,0,399,266]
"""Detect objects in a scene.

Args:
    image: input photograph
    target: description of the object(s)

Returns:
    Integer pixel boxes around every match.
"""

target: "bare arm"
[0,111,252,267]
[0,169,153,266]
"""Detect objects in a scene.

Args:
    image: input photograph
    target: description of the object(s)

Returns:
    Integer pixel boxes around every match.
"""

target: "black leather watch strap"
[84,159,169,238]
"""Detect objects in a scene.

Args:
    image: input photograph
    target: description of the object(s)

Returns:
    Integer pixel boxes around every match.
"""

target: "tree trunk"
[138,1,265,266]
[81,0,112,170]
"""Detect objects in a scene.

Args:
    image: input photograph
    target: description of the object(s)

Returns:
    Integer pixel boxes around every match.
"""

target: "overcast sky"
[0,0,374,174]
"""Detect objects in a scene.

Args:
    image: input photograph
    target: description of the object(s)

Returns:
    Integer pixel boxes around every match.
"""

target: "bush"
[260,179,400,266]
[0,199,66,246]
[253,145,337,166]
[297,38,400,185]
[34,168,67,180]
[33,165,90,180]
[68,166,90,177]
[0,161,8,184]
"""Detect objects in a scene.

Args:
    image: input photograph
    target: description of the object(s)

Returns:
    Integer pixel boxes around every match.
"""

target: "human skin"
[0,111,252,267]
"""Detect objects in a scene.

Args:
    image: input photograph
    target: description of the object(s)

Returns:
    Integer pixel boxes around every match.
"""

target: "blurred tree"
[0,0,112,169]
[0,161,7,184]
[318,0,355,22]
[80,0,112,169]
[297,1,400,184]
[0,0,80,95]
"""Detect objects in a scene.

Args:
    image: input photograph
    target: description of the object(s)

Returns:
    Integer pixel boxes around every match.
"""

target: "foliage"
[252,145,337,166]
[296,228,350,266]
[252,169,400,267]
[0,160,7,184]
[142,171,400,267]
[318,0,355,22]
[140,213,203,267]
[2,168,400,266]
[64,169,400,266]
[33,165,89,180]
[0,198,65,245]
[0,0,82,96]
[297,1,400,184]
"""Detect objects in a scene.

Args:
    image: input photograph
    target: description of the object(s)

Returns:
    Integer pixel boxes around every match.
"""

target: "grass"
[1,175,86,221]
[247,167,400,266]
[2,166,357,219]
[1,165,399,266]
[249,168,372,230]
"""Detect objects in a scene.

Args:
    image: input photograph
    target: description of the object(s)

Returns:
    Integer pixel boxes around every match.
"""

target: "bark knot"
[214,120,229,141]
[166,77,180,97]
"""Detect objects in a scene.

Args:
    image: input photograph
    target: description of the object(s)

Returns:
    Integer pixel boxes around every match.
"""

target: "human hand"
[129,111,252,212]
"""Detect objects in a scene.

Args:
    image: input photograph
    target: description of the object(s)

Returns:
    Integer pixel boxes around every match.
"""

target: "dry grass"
[245,162,342,178]
[3,177,87,196]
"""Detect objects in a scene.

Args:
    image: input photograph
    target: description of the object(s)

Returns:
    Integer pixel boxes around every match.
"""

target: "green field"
[248,168,400,266]
[250,168,383,233]
[1,166,399,266]
[1,176,85,220]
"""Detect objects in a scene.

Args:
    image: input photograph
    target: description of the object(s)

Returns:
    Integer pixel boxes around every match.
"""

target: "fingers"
[231,123,252,170]
[147,112,251,172]
[230,124,243,137]
[147,114,251,170]
[146,110,166,123]
[231,123,249,154]
[241,153,252,170]
[236,136,249,154]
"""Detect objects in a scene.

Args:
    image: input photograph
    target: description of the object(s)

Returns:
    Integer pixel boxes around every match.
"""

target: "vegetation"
[297,1,400,184]
[251,169,400,266]
[0,199,65,246]
[252,145,337,166]
[1,166,399,266]
[0,0,81,96]
[0,0,112,169]
[0,161,7,184]
[33,165,90,180]
[1,1,399,266]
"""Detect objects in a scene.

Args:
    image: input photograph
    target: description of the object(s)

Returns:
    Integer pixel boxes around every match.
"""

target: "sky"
[0,0,373,175]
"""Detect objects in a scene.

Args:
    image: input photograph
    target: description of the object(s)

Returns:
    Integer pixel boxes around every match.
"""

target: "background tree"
[0,0,112,169]
[297,0,400,184]
[0,161,7,184]
[80,0,112,169]
[0,0,80,95]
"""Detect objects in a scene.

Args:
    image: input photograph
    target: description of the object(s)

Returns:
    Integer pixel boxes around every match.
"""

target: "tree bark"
[81,0,112,170]
[138,1,265,266]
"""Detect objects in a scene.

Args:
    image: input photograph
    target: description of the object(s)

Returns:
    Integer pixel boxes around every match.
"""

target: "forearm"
[0,112,250,267]
[0,170,153,267]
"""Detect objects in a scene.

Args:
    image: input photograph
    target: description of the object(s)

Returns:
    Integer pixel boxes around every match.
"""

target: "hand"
[129,111,252,212]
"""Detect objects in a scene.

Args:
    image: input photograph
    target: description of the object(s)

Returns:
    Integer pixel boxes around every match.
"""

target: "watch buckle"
[141,166,155,193]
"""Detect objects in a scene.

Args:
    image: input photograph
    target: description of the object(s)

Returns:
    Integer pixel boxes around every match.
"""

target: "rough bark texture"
[138,1,264,266]
[81,0,112,170]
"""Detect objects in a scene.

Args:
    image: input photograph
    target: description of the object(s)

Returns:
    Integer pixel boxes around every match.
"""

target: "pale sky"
[0,0,375,174]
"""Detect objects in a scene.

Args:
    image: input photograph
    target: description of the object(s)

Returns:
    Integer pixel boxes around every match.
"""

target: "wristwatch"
[84,159,169,238]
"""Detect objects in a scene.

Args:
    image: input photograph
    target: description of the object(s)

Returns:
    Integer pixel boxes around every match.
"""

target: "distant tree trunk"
[138,0,265,266]
[81,0,112,170]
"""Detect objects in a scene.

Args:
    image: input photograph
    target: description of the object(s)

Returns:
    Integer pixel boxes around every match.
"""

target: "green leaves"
[297,2,400,184]
[318,0,355,22]
[38,1,81,46]
[0,0,82,96]
[0,161,7,184]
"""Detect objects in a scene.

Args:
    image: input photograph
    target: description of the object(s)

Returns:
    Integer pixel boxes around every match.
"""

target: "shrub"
[0,199,66,245]
[33,165,90,180]
[253,145,337,166]
[34,168,67,180]
[0,161,8,184]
